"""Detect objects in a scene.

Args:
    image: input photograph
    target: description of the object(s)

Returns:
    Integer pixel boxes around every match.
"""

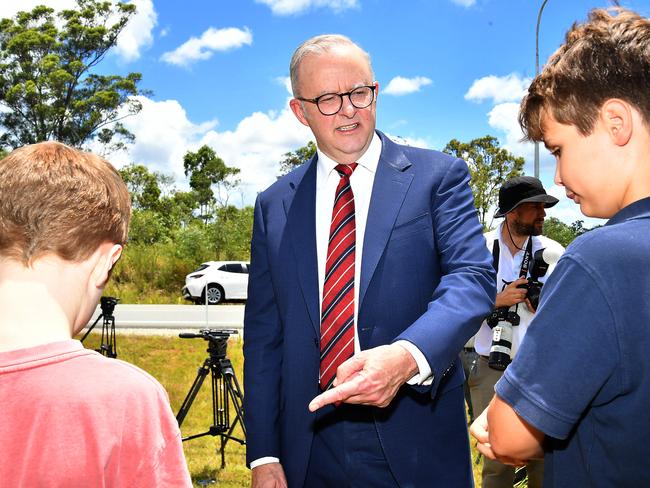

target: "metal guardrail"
[82,304,245,332]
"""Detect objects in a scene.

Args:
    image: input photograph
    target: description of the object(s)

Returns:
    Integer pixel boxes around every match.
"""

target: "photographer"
[468,176,564,488]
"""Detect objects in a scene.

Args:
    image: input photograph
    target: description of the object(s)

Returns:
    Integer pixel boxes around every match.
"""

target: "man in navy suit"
[243,34,495,487]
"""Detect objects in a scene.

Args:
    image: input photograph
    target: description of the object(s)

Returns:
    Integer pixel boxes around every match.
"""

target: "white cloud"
[451,0,476,6]
[465,73,535,168]
[383,76,432,96]
[108,96,218,180]
[114,0,157,62]
[275,76,293,95]
[465,73,530,104]
[109,96,313,205]
[255,0,358,15]
[161,27,252,67]
[199,105,313,203]
[0,0,156,63]
[484,101,560,187]
[487,102,533,160]
[385,133,430,149]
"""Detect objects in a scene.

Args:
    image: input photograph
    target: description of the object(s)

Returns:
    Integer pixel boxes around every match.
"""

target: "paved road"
[83,303,245,335]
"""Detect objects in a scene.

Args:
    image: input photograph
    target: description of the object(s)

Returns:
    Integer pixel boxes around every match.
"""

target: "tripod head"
[179,328,238,359]
[100,296,119,317]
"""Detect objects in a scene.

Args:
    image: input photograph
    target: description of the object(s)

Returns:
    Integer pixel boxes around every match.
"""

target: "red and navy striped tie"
[320,162,358,391]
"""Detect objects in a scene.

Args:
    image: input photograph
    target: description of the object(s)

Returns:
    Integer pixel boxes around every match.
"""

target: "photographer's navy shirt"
[496,197,650,488]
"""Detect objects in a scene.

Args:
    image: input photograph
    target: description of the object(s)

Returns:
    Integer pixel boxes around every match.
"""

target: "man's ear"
[601,98,633,146]
[91,244,123,289]
[289,98,310,127]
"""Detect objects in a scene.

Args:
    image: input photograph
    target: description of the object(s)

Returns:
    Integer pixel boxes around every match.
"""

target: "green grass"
[81,333,499,487]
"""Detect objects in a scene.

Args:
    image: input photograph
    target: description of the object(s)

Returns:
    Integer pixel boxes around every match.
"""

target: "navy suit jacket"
[243,131,495,487]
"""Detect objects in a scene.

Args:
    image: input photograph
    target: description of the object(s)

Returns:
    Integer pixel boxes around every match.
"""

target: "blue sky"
[4,0,650,226]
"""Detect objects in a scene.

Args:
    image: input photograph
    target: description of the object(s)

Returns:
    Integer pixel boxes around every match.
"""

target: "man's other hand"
[251,463,288,488]
[308,343,418,411]
[470,407,497,460]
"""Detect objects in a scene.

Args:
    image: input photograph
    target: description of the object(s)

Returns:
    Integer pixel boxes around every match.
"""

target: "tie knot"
[335,163,358,179]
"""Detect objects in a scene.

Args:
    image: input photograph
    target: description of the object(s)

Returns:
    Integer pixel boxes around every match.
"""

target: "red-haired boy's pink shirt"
[0,340,192,487]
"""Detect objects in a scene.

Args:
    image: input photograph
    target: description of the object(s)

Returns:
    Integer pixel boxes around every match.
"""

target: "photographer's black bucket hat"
[494,176,559,218]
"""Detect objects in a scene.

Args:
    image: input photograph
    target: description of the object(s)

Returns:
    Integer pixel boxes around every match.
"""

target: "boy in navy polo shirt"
[470,7,650,487]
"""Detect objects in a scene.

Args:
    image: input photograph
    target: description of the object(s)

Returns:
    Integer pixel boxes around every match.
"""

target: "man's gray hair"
[289,34,373,97]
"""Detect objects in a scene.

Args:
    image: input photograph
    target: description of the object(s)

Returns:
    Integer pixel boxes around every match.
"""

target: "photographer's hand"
[495,278,528,308]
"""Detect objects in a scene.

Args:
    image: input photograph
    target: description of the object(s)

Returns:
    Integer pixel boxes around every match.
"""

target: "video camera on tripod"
[81,296,120,358]
[488,248,553,371]
[176,328,245,469]
[100,296,119,316]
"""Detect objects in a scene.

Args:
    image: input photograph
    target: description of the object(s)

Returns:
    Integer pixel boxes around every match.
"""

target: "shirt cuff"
[394,340,433,386]
[250,457,280,469]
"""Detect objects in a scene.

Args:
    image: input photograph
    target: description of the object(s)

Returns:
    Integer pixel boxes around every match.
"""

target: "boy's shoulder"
[563,210,650,276]
[565,224,620,263]
[44,341,169,404]
[80,350,169,400]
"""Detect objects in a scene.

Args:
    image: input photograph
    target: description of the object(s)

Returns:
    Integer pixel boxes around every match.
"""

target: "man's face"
[289,46,377,164]
[509,202,546,236]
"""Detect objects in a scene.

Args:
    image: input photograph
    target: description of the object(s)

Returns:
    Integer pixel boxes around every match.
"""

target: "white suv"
[182,261,249,305]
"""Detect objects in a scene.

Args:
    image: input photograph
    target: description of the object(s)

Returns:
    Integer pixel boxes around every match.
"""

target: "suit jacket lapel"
[284,156,320,336]
[360,134,414,309]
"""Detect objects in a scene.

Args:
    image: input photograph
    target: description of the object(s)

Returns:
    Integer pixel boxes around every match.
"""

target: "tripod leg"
[100,316,117,358]
[176,359,211,427]
[223,377,246,439]
[220,359,246,436]
[109,316,117,358]
[208,365,230,469]
[81,314,102,342]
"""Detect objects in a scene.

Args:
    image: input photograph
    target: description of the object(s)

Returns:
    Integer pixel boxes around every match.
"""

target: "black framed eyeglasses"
[296,85,376,116]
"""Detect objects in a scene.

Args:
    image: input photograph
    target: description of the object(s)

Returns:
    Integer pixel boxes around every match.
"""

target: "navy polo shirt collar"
[607,196,650,226]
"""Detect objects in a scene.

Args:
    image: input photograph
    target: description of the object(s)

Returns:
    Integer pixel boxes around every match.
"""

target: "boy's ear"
[91,244,123,289]
[601,99,633,146]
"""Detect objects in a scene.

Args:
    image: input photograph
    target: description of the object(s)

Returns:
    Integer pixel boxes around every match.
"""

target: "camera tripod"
[176,329,246,469]
[81,296,119,358]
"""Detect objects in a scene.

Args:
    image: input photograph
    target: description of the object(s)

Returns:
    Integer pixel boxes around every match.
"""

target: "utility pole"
[534,0,549,179]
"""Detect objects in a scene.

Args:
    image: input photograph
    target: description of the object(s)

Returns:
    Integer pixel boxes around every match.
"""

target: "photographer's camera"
[487,307,520,371]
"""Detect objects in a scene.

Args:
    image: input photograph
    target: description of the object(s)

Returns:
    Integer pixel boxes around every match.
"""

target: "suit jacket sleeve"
[395,157,495,398]
[243,195,283,465]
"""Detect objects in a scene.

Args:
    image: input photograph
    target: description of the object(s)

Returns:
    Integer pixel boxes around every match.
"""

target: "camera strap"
[519,237,534,279]
[491,238,500,272]
[491,236,533,279]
